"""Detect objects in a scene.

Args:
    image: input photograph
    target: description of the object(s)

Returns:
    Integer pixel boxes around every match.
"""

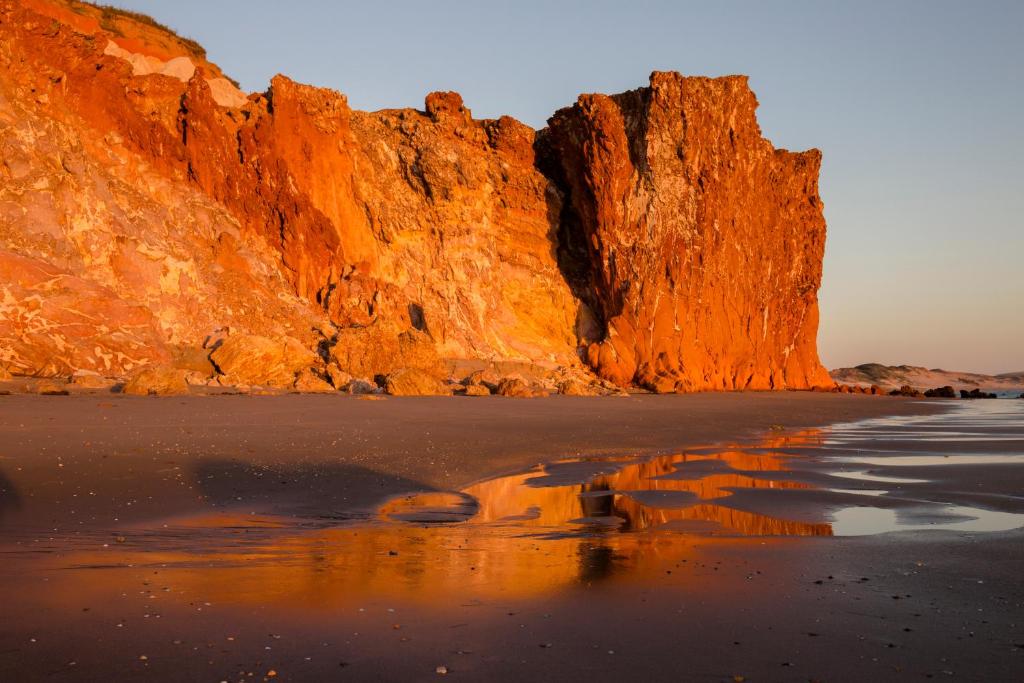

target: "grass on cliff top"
[74,1,207,59]
[71,1,242,88]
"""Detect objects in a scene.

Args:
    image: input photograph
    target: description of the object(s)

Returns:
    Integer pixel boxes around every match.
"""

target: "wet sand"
[0,391,945,525]
[1,393,1022,681]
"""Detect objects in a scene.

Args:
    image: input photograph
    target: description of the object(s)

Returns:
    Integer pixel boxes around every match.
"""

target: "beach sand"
[1,393,1021,681]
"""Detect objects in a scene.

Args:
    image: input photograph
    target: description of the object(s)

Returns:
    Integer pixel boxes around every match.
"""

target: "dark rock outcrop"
[890,385,924,398]
[961,389,997,399]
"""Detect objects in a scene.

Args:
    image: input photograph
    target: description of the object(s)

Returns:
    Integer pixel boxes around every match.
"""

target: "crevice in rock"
[533,127,607,353]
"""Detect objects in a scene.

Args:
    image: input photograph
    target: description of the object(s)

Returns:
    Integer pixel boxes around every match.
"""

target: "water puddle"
[376,434,1023,540]
[832,505,1024,536]
[827,488,889,497]
[451,442,829,536]
[822,470,930,484]
[381,401,1024,542]
[379,491,478,523]
[838,454,1022,467]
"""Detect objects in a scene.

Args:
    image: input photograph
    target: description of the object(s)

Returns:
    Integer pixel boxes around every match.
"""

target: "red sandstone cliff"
[0,0,832,393]
[543,74,832,391]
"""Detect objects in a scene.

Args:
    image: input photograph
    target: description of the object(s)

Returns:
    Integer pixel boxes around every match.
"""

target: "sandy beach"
[0,391,942,524]
[2,393,1022,682]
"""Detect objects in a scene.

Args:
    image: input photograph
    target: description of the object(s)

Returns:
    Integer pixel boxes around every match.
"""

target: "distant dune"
[831,363,1024,392]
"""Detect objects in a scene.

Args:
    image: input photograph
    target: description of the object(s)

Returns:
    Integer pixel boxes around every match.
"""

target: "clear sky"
[112,0,1023,374]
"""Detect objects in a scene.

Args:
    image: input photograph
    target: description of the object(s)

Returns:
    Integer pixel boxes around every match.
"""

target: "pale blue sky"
[114,0,1023,373]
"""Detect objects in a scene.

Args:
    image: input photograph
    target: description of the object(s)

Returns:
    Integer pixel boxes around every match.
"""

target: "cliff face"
[544,74,832,391]
[0,1,325,378]
[0,0,831,392]
[180,78,579,363]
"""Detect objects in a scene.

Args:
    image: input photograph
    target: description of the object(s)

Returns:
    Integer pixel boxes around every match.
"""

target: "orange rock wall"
[0,1,326,376]
[545,73,832,390]
[0,1,831,390]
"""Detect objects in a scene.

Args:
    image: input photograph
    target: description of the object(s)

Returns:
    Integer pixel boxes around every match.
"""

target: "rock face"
[0,1,325,379]
[543,73,831,391]
[0,251,172,376]
[0,0,832,392]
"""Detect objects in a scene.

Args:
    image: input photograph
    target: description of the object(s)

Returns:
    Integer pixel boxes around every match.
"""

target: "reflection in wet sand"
[11,404,1024,612]
[459,439,831,536]
[17,431,833,609]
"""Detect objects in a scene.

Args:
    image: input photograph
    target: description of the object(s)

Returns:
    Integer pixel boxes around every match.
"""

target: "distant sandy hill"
[831,364,1024,392]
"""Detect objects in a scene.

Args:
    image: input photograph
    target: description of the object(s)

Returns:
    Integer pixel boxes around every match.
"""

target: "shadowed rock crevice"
[533,129,608,359]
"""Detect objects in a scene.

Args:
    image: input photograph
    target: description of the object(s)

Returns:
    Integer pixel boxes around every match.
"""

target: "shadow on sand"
[190,459,440,520]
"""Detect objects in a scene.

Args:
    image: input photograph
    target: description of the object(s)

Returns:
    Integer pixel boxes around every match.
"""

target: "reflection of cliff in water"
[459,429,831,537]
[30,431,831,609]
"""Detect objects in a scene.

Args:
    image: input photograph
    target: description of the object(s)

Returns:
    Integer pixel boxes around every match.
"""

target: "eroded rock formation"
[543,74,831,391]
[0,0,832,393]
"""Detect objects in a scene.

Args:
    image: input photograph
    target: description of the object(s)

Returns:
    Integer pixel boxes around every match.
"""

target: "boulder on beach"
[463,384,491,397]
[558,379,598,396]
[346,378,381,395]
[924,385,956,398]
[325,364,353,391]
[496,377,549,398]
[330,326,444,380]
[462,369,501,393]
[70,373,117,390]
[35,379,70,395]
[384,368,449,396]
[121,366,189,396]
[209,335,315,387]
[292,368,336,393]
